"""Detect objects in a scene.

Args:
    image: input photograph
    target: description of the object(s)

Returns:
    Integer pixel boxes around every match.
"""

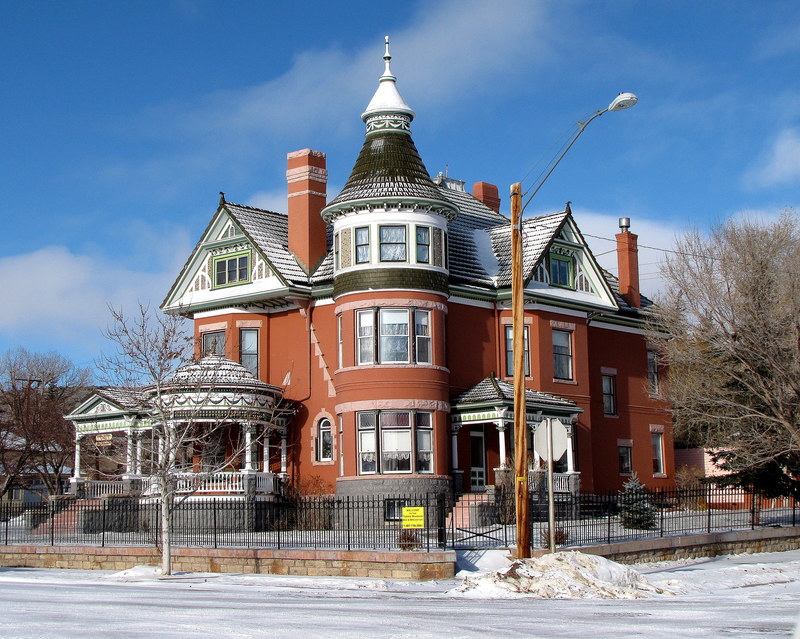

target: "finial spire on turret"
[383,35,392,77]
[362,35,415,126]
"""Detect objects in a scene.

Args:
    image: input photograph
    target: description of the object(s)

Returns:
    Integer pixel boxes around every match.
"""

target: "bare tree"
[97,304,290,574]
[0,348,89,500]
[648,211,800,493]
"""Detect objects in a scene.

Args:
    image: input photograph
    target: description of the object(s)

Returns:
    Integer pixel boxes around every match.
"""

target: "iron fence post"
[607,500,612,544]
[425,493,430,553]
[346,496,351,552]
[4,503,8,545]
[213,498,218,549]
[101,502,106,548]
[49,500,55,547]
[793,494,797,528]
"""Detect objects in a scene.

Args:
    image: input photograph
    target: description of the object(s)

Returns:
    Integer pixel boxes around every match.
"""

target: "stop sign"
[534,418,568,461]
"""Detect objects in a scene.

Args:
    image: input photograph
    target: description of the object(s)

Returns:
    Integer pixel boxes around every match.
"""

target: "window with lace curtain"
[356,308,432,365]
[379,225,407,262]
[357,410,433,475]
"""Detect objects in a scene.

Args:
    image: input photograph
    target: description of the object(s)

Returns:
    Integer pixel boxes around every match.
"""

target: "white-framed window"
[334,232,340,270]
[357,410,434,475]
[504,324,530,377]
[357,412,377,474]
[379,309,410,363]
[414,310,431,364]
[416,226,430,263]
[415,411,433,473]
[647,350,660,394]
[550,254,573,288]
[315,418,333,462]
[202,330,226,356]
[379,225,407,262]
[357,310,375,365]
[337,315,343,368]
[213,251,250,288]
[618,445,633,474]
[602,374,617,415]
[239,328,258,376]
[356,308,432,365]
[355,226,370,264]
[553,329,573,380]
[651,432,664,475]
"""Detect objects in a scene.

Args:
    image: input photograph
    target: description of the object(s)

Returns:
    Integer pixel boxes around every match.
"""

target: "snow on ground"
[453,551,671,599]
[1,549,800,638]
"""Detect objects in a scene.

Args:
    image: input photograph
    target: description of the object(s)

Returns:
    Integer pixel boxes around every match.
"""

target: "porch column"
[263,432,270,472]
[135,436,143,475]
[496,422,507,469]
[126,429,135,477]
[280,429,287,474]
[244,424,254,471]
[73,433,83,479]
[566,422,576,473]
[451,428,459,470]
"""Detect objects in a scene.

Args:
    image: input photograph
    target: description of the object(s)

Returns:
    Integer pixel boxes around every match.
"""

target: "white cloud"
[0,240,189,366]
[745,127,800,188]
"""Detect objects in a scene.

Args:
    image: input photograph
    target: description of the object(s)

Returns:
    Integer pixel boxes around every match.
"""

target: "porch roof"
[451,376,580,414]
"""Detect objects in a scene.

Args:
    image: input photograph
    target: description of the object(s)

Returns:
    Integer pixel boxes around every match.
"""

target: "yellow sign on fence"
[402,506,425,529]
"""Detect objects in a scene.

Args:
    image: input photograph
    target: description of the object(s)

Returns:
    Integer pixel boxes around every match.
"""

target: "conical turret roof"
[322,37,456,221]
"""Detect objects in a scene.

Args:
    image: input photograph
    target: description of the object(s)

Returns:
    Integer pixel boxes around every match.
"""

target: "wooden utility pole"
[510,182,530,558]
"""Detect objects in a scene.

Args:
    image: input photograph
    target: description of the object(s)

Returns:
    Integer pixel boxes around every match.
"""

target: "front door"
[470,427,486,491]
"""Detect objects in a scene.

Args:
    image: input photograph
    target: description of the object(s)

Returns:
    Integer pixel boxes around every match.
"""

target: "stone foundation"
[0,545,456,580]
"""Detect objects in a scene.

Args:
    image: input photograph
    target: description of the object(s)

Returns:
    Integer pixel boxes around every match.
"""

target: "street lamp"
[511,92,638,559]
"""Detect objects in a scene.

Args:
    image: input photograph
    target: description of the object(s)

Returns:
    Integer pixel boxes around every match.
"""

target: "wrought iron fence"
[0,486,796,552]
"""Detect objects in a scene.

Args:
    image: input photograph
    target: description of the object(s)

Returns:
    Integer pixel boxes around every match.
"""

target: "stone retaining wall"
[531,526,800,563]
[0,545,456,580]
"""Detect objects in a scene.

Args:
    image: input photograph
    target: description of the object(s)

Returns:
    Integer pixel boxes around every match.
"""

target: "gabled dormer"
[162,198,309,314]
[527,212,618,310]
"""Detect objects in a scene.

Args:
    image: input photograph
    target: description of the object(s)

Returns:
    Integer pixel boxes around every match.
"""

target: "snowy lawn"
[1,549,799,638]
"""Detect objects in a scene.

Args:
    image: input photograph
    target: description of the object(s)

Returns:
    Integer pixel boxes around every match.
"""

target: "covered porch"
[450,377,582,495]
[66,357,292,501]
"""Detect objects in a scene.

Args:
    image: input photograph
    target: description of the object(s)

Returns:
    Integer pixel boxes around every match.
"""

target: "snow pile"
[107,565,163,581]
[453,551,669,599]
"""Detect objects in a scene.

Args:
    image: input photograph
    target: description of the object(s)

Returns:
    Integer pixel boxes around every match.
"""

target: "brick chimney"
[287,149,328,271]
[472,182,501,213]
[615,217,641,308]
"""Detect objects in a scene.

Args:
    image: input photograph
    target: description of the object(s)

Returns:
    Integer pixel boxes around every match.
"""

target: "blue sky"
[1,0,799,369]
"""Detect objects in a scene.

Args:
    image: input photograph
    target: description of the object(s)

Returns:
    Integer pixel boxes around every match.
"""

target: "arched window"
[315,418,333,462]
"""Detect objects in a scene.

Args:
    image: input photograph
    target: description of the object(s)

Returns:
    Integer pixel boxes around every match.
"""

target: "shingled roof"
[224,202,309,284]
[325,132,453,211]
[452,376,579,411]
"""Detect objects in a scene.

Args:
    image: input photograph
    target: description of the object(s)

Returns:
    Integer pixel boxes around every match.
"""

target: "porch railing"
[84,481,126,499]
[529,470,580,494]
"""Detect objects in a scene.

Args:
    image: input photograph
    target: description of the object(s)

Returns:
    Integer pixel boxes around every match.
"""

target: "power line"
[582,233,718,260]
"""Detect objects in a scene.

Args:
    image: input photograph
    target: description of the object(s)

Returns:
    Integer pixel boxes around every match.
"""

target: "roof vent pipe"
[618,217,631,232]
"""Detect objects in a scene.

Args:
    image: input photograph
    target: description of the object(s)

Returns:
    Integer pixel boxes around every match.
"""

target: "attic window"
[213,251,251,288]
[550,255,573,288]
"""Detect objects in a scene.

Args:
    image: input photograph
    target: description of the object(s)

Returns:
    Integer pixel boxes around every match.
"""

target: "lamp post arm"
[521,109,608,214]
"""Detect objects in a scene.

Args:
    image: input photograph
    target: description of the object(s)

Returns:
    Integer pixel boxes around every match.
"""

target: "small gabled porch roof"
[451,376,581,428]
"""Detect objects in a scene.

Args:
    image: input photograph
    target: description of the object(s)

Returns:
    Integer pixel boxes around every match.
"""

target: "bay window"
[356,308,432,365]
[357,410,434,474]
[380,309,410,363]
[202,331,226,356]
